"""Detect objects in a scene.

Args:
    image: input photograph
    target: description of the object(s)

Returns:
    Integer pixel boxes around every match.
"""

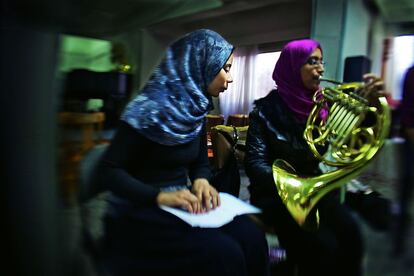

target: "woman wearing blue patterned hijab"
[122,29,234,145]
[98,29,270,276]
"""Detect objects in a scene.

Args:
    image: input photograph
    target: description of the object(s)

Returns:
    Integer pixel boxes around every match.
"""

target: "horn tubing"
[273,81,391,229]
[319,77,343,85]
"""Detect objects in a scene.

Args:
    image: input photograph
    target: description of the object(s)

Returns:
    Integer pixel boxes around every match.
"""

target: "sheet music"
[160,192,261,228]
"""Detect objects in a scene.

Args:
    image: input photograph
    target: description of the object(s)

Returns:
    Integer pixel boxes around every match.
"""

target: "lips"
[314,75,322,83]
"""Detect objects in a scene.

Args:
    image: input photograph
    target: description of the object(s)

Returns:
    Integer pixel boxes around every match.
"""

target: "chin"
[305,86,318,92]
[217,90,225,96]
[309,83,320,91]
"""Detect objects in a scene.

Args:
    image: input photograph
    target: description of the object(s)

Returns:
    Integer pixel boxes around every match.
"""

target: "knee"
[232,216,268,247]
[205,237,247,275]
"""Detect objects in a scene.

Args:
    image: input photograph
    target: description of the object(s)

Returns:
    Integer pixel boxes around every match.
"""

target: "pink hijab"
[272,39,323,122]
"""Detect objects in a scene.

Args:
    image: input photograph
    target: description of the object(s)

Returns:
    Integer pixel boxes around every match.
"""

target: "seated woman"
[98,29,269,276]
[244,39,384,276]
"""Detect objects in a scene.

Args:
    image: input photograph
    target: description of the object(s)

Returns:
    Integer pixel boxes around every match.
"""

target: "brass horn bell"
[273,79,391,229]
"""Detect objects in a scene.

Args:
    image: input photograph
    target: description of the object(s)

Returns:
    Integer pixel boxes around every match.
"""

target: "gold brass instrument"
[272,78,391,229]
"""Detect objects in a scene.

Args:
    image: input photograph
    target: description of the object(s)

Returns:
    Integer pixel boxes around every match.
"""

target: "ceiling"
[373,0,414,23]
[3,0,414,38]
[2,0,223,37]
[148,0,312,47]
[3,0,311,38]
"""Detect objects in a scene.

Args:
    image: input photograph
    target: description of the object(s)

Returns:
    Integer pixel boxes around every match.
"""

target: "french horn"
[272,78,391,229]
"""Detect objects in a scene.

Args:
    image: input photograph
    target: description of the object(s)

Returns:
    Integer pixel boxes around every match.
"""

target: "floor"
[61,138,414,276]
[355,139,414,276]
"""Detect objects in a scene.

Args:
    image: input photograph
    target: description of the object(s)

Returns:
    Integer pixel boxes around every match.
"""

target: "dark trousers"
[394,137,414,254]
[103,207,270,276]
[255,195,363,276]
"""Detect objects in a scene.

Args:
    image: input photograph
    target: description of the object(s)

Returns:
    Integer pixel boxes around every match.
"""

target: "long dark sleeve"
[98,124,159,207]
[188,126,212,182]
[244,109,277,199]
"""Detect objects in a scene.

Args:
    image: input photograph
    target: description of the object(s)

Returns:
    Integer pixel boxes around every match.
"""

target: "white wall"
[339,0,372,79]
[311,0,346,80]
[370,15,387,76]
[312,0,387,81]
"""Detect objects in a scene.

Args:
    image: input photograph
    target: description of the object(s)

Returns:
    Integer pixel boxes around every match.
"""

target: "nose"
[227,72,233,83]
[317,64,324,74]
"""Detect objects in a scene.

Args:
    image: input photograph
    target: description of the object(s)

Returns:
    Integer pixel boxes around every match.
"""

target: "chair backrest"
[79,143,109,202]
[206,114,225,133]
[226,114,249,127]
[210,125,248,171]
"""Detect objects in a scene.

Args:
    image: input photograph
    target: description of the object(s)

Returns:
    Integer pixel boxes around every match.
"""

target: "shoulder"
[250,90,276,115]
[252,90,279,110]
[112,121,149,146]
[117,121,142,137]
[250,90,284,121]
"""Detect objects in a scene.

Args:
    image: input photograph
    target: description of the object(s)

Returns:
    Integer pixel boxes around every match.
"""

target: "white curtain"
[385,35,414,101]
[219,46,279,121]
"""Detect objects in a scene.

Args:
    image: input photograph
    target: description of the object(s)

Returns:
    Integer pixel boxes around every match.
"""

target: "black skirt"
[102,206,270,276]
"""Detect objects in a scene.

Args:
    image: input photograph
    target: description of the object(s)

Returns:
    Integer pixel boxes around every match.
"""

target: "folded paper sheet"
[160,192,261,228]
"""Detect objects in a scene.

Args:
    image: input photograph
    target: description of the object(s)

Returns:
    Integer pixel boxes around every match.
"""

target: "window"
[385,35,414,101]
[254,51,281,100]
[218,47,280,120]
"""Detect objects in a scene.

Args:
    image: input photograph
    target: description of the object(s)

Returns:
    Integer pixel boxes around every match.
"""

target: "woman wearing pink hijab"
[244,39,384,275]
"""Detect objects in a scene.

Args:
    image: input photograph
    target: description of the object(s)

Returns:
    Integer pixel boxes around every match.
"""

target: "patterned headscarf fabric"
[272,39,322,122]
[122,29,234,145]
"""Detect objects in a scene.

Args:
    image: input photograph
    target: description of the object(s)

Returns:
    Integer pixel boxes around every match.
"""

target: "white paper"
[160,192,261,228]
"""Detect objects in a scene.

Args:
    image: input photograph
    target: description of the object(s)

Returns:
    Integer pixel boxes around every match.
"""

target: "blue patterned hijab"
[121,29,234,145]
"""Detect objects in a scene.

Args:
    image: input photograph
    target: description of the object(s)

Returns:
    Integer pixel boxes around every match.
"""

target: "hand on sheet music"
[192,178,221,212]
[156,179,220,214]
[156,189,202,214]
[160,193,261,228]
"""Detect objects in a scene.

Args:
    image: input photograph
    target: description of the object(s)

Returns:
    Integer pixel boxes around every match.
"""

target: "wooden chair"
[206,114,225,133]
[210,125,248,171]
[58,112,106,205]
[226,114,249,127]
[209,124,248,198]
[59,112,105,152]
[206,114,225,159]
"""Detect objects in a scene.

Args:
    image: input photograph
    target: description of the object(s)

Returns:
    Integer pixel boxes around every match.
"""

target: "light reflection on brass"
[273,80,391,230]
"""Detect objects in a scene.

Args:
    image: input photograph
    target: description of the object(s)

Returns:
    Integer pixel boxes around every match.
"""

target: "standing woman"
[245,39,384,276]
[98,29,269,276]
[394,64,414,254]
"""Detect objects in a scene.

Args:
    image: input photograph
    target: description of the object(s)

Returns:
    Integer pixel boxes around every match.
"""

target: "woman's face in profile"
[207,53,234,97]
[300,48,324,91]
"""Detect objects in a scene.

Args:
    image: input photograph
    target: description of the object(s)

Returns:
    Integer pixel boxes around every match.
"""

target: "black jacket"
[244,90,326,203]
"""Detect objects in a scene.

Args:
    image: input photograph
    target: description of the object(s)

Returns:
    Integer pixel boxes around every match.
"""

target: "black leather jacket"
[245,90,326,203]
